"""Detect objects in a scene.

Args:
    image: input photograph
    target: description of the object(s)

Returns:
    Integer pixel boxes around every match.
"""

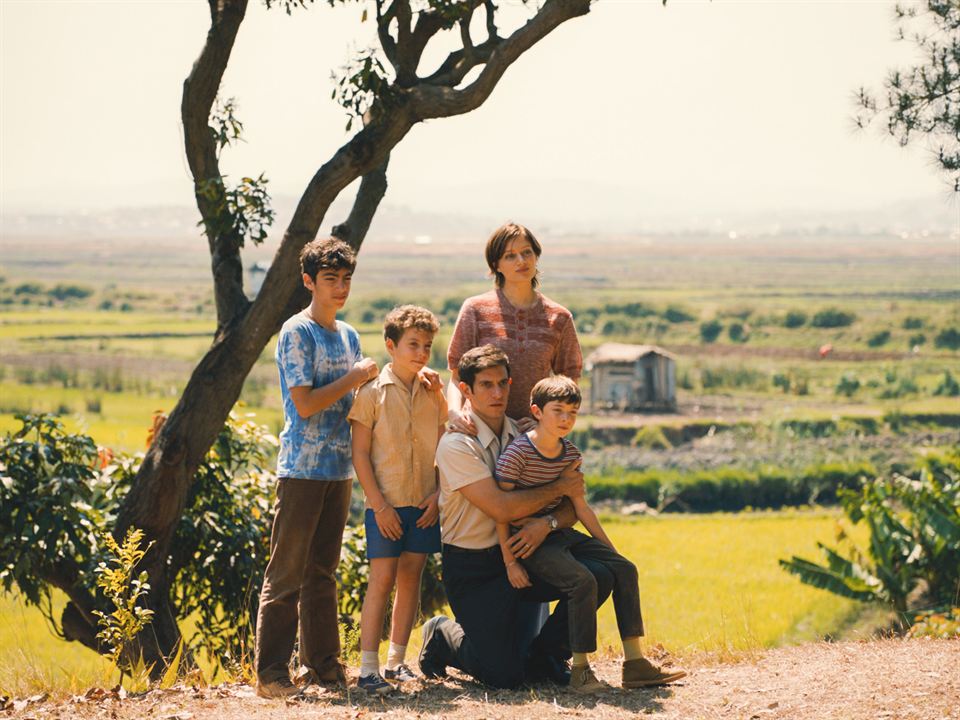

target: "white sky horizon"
[1,0,956,233]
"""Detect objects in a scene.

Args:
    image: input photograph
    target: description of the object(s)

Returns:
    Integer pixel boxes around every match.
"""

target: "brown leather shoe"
[622,657,687,688]
[569,664,609,694]
[295,661,347,687]
[256,677,300,699]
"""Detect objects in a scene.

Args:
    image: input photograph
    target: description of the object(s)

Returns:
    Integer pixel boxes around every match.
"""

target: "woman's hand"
[416,491,440,528]
[447,406,478,436]
[507,516,551,559]
[417,367,442,392]
[506,561,532,589]
[374,505,403,541]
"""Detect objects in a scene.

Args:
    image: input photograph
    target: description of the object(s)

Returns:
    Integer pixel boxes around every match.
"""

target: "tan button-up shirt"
[348,364,447,509]
[436,411,519,549]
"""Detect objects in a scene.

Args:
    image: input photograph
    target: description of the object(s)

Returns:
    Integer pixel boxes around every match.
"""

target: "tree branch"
[181,0,251,332]
[413,0,592,117]
[331,156,391,252]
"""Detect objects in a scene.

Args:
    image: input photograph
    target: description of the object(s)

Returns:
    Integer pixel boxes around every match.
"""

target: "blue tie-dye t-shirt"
[275,311,362,481]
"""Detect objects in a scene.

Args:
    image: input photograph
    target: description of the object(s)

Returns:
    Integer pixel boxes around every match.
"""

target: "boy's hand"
[506,561,532,589]
[557,459,586,499]
[353,357,379,383]
[417,367,442,392]
[515,417,537,433]
[416,491,440,528]
[374,505,403,541]
[447,406,478,436]
[507,517,550,559]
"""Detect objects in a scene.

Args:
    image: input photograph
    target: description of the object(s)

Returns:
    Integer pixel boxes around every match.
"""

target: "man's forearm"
[502,482,567,522]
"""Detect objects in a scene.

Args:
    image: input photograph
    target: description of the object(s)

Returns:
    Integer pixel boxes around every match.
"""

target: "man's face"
[303,267,352,310]
[460,365,511,422]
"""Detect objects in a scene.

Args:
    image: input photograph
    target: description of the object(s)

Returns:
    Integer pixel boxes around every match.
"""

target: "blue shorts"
[364,505,442,559]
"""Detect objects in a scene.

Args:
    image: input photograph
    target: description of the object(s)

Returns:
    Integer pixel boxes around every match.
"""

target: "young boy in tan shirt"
[348,306,447,695]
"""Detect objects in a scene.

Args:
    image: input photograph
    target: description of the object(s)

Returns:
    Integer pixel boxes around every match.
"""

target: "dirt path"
[7,639,958,720]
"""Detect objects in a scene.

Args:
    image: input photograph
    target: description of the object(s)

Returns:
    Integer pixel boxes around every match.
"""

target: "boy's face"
[460,365,511,422]
[303,267,352,310]
[531,399,579,438]
[386,327,434,376]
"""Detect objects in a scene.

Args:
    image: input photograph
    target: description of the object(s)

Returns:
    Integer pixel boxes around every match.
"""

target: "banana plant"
[781,451,960,619]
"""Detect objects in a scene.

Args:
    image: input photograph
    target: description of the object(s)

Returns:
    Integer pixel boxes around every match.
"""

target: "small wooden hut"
[585,343,677,411]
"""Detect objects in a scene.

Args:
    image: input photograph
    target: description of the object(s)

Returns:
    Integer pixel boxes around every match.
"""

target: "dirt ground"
[6,638,958,720]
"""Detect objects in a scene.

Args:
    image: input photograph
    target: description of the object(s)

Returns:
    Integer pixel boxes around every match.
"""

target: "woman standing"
[446,222,582,430]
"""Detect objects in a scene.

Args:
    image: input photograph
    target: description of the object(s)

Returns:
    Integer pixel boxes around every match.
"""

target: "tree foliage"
[856,1,960,190]
[780,451,960,617]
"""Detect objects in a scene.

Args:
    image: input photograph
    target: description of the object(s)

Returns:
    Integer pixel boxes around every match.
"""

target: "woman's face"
[496,237,538,287]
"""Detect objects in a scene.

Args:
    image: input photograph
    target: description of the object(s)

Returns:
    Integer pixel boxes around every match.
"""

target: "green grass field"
[0,510,863,696]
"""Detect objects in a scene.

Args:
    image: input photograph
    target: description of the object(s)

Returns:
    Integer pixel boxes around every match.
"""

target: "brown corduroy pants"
[254,477,352,684]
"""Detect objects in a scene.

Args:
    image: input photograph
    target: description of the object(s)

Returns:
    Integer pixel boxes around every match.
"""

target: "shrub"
[699,320,723,343]
[772,373,791,393]
[14,282,44,295]
[902,316,924,330]
[663,304,695,323]
[908,333,926,348]
[934,327,960,350]
[835,373,860,397]
[783,310,807,328]
[49,283,94,301]
[811,308,857,328]
[727,322,747,342]
[934,371,960,397]
[867,330,891,347]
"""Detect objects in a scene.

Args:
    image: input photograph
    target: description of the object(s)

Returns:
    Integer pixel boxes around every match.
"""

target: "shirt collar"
[470,410,518,451]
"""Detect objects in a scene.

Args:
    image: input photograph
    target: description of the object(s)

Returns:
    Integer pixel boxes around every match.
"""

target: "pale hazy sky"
[0,0,950,228]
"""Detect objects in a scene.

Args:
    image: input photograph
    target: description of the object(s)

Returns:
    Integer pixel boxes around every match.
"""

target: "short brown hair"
[485,222,543,288]
[300,237,357,280]
[530,375,581,410]
[458,344,511,389]
[383,305,440,344]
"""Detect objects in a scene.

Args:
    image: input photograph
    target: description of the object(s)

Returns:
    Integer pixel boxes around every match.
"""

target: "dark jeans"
[254,478,352,684]
[521,528,644,653]
[436,542,614,689]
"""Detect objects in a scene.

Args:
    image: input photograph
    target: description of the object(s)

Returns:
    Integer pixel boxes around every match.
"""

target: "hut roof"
[585,342,677,367]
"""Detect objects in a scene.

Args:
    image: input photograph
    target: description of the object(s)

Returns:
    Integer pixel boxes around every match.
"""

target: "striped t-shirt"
[494,433,582,516]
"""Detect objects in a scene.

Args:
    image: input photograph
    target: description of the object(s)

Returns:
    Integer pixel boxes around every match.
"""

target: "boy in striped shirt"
[495,375,685,693]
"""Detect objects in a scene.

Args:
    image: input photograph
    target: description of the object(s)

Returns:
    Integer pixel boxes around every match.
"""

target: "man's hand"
[353,357,379,383]
[447,406,478,436]
[507,517,551,559]
[515,417,537,433]
[417,367,442,392]
[416,491,440,528]
[556,459,586,499]
[374,505,403,541]
[506,561,532,589]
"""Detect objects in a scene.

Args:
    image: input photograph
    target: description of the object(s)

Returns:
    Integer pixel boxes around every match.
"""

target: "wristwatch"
[545,514,558,530]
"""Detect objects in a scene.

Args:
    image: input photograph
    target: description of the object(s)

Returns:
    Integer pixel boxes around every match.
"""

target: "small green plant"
[772,373,791,393]
[934,371,960,397]
[727,322,747,342]
[633,425,673,450]
[835,373,861,397]
[907,608,960,639]
[908,333,926,348]
[92,528,155,682]
[902,316,924,330]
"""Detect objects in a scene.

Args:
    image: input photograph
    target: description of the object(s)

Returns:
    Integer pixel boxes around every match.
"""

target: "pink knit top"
[447,289,583,420]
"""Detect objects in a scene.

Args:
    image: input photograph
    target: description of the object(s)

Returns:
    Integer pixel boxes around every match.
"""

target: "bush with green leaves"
[835,372,861,397]
[934,370,960,397]
[867,330,891,347]
[811,308,857,328]
[783,310,807,328]
[780,451,960,617]
[0,413,276,667]
[935,327,960,350]
[699,319,723,343]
